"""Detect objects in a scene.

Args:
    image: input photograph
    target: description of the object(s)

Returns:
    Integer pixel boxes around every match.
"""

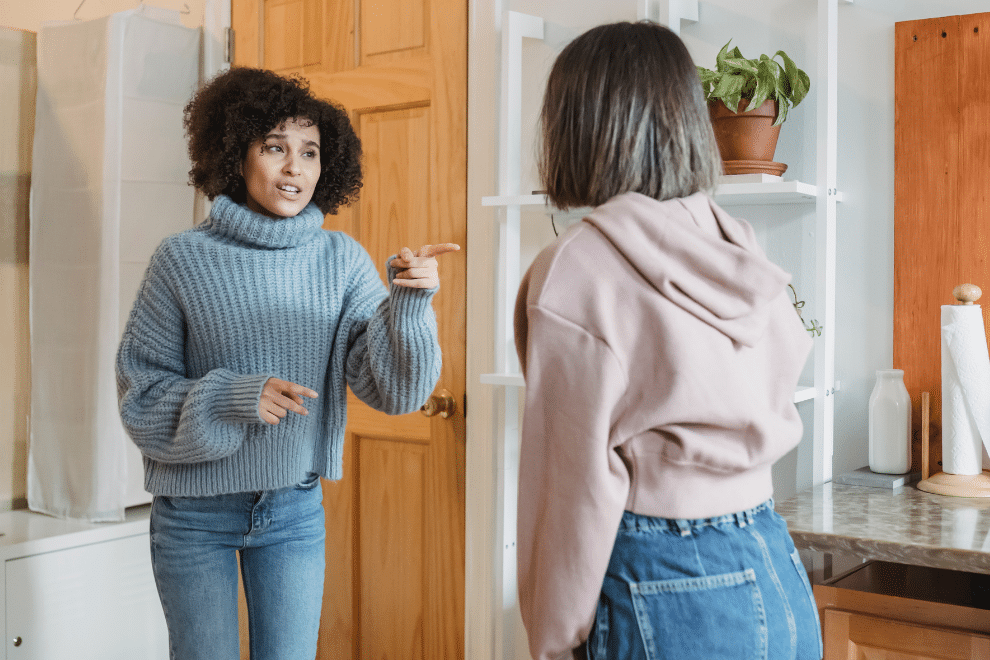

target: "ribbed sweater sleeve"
[115,245,271,464]
[340,247,441,415]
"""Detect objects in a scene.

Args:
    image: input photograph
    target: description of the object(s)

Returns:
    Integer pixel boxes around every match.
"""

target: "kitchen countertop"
[775,481,990,575]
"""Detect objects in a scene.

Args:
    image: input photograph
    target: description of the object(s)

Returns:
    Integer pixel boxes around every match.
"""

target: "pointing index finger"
[419,243,461,258]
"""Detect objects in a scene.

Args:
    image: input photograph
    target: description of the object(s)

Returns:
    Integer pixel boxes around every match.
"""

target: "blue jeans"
[587,501,822,660]
[149,474,326,660]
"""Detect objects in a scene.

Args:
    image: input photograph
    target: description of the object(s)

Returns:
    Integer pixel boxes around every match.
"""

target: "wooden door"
[893,13,990,471]
[232,1,467,658]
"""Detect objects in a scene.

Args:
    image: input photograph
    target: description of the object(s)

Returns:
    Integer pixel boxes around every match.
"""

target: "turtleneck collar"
[202,195,325,249]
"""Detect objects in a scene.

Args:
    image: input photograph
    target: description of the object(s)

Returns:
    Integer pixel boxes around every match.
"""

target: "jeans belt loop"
[675,519,692,537]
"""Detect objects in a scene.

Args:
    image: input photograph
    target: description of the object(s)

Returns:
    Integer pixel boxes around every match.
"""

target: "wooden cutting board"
[893,12,990,472]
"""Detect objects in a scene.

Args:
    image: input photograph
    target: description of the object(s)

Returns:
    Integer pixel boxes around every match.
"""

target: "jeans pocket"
[789,549,824,660]
[630,569,767,660]
[294,472,321,490]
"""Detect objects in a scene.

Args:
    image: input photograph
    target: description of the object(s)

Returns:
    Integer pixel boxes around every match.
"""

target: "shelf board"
[480,372,525,387]
[482,375,817,403]
[714,180,836,206]
[794,386,816,404]
[481,194,546,207]
[483,183,843,210]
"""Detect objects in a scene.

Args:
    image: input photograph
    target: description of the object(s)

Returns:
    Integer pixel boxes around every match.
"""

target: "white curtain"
[29,6,200,521]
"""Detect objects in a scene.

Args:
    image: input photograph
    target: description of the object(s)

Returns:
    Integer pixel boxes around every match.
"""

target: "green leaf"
[722,57,758,77]
[747,60,775,111]
[774,50,810,107]
[771,90,787,126]
[715,41,733,71]
[696,66,719,100]
[696,67,718,84]
[791,69,811,107]
[713,73,745,112]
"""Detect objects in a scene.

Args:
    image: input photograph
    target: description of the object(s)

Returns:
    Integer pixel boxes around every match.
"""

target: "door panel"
[360,106,432,276]
[361,0,427,59]
[233,0,466,657]
[359,435,428,659]
[262,0,323,70]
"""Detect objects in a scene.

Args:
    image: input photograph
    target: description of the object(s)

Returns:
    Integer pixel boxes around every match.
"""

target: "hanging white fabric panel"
[29,7,200,521]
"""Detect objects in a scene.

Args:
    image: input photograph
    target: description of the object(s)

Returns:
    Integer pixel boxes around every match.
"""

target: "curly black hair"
[183,66,362,215]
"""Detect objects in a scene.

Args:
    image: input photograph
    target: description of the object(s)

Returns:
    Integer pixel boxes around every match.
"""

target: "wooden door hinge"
[224,27,235,64]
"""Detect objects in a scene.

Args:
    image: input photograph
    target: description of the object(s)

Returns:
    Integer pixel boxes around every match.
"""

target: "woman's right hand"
[259,377,319,425]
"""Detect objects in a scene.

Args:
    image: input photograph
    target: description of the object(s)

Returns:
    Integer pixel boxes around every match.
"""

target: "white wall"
[467,0,990,657]
[828,0,990,478]
[0,26,35,511]
[0,0,206,32]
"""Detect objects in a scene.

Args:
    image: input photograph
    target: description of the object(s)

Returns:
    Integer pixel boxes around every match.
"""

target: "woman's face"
[241,117,321,218]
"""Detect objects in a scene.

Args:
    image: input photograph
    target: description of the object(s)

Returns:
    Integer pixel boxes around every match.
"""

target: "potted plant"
[697,40,810,175]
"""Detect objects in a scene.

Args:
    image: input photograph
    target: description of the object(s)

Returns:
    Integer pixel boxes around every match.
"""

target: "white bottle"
[868,369,912,474]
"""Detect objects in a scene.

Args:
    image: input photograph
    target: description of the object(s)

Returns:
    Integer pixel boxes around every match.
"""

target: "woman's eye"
[264,144,282,153]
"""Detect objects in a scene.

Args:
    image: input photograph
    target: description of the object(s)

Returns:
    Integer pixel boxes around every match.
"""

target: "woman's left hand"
[390,243,460,289]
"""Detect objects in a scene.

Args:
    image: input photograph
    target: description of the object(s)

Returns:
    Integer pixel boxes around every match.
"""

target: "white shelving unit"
[481,182,835,407]
[483,1,843,494]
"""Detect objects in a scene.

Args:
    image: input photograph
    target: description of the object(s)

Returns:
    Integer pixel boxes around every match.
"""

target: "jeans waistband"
[618,499,775,537]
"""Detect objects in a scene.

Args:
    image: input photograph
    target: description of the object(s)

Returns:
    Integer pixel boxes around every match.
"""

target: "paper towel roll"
[941,304,990,474]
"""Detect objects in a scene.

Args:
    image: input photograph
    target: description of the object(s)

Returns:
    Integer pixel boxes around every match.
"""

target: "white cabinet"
[0,507,166,659]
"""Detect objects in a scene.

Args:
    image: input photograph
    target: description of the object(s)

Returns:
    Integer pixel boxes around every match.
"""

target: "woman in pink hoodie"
[514,21,822,660]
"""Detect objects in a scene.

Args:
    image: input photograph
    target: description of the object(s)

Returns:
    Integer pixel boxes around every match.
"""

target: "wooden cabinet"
[815,561,990,659]
[822,609,989,659]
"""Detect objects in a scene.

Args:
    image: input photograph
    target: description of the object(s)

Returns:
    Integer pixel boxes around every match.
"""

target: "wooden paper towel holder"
[916,283,990,497]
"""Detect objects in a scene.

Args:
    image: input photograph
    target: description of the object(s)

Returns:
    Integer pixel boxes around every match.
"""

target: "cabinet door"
[823,608,990,659]
[6,533,167,659]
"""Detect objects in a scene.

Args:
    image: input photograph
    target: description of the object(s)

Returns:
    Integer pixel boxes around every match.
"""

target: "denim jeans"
[149,474,326,660]
[587,501,822,660]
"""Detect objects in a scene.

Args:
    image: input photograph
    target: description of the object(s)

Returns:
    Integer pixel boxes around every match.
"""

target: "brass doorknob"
[421,389,456,418]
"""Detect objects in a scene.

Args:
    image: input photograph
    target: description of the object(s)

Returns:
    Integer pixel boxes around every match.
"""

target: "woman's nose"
[283,154,300,174]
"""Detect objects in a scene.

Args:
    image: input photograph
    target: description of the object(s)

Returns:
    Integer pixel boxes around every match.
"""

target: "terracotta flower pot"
[709,99,786,175]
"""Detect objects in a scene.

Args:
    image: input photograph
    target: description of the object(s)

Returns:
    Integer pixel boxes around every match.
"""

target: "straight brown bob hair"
[539,21,721,210]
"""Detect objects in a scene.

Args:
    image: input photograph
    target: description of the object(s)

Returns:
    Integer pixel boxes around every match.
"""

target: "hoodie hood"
[583,191,790,347]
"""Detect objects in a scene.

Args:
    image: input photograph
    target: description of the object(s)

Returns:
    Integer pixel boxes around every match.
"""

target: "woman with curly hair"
[115,66,457,659]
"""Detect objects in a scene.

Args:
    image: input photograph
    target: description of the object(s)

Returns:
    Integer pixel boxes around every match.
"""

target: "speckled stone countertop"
[775,482,990,575]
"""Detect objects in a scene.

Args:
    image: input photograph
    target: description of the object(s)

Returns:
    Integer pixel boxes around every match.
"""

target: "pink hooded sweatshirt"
[514,191,813,660]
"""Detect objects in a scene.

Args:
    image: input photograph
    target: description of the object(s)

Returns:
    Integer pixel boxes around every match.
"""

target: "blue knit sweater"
[115,195,441,496]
